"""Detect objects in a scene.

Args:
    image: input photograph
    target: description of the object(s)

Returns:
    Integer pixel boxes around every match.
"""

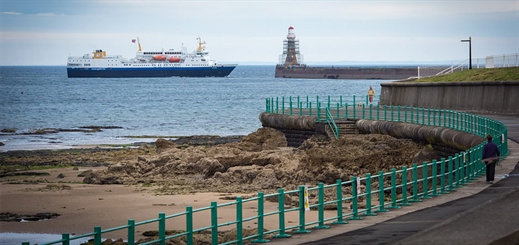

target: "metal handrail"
[326,107,339,139]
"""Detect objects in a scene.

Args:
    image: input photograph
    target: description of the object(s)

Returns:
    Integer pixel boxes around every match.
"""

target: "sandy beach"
[0,166,330,243]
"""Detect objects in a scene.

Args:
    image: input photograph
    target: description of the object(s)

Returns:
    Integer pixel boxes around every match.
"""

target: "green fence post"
[383,105,388,121]
[265,98,269,113]
[211,202,218,245]
[440,158,449,194]
[236,197,243,245]
[349,176,363,220]
[306,96,309,108]
[274,189,292,238]
[289,96,293,115]
[410,163,422,203]
[333,179,348,224]
[314,182,330,229]
[309,102,313,116]
[431,160,439,196]
[443,109,447,127]
[300,102,303,116]
[94,226,102,245]
[421,107,425,125]
[422,161,431,199]
[370,104,373,120]
[390,105,394,121]
[328,95,331,109]
[376,171,389,212]
[340,95,343,106]
[410,107,414,123]
[447,156,455,191]
[62,234,70,245]
[401,166,411,206]
[397,105,401,122]
[404,106,408,122]
[459,153,466,186]
[433,109,436,126]
[427,108,431,125]
[317,102,321,122]
[363,174,377,216]
[362,103,366,119]
[186,207,193,244]
[252,192,270,243]
[345,103,349,119]
[294,186,311,234]
[128,219,135,245]
[276,97,279,114]
[282,97,285,115]
[159,212,166,245]
[377,104,380,120]
[389,168,401,209]
[454,154,462,187]
[353,96,357,119]
[336,103,340,119]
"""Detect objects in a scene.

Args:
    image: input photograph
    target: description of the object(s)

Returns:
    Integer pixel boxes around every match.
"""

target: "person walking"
[482,134,500,184]
[368,86,375,104]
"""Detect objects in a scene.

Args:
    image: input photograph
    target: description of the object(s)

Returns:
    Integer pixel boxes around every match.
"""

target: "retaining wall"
[379,81,519,115]
[258,112,477,157]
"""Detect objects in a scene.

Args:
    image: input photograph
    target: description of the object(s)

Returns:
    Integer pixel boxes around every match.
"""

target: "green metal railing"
[28,95,509,245]
[325,107,339,139]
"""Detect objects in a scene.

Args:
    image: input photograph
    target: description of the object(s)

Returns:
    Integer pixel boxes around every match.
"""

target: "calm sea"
[0,66,385,152]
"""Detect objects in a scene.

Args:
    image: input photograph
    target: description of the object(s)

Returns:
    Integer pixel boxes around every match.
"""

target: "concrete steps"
[325,119,359,141]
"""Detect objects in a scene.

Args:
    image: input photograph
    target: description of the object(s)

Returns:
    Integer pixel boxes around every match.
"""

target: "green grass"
[416,67,519,82]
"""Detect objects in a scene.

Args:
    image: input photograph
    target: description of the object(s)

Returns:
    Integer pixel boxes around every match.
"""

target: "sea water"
[0,66,385,152]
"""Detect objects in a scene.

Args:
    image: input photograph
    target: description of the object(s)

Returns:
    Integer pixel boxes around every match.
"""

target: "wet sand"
[0,166,319,242]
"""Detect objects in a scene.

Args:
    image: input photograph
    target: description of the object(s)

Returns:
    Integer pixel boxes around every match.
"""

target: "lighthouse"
[278,26,304,68]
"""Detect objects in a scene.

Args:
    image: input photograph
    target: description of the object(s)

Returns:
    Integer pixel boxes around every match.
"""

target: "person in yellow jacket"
[368,86,375,104]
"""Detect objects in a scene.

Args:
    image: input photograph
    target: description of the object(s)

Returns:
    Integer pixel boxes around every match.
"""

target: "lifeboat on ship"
[168,57,181,63]
[153,55,167,61]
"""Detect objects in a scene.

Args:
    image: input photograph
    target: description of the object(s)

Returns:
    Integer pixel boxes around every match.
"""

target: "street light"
[461,36,472,69]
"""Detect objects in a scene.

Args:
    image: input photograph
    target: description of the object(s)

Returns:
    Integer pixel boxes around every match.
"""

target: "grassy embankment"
[416,67,519,82]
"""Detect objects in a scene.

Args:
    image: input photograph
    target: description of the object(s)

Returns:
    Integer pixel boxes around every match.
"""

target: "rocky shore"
[1,127,437,244]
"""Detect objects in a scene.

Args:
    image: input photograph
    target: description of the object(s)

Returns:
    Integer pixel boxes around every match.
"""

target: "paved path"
[268,114,519,245]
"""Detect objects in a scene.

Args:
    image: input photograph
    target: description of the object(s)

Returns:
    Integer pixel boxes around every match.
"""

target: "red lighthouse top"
[288,26,294,30]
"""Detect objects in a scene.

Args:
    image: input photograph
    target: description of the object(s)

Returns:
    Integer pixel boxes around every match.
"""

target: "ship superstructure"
[67,37,237,78]
[278,26,304,68]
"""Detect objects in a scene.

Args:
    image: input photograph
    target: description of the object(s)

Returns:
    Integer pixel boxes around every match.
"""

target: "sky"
[0,0,518,66]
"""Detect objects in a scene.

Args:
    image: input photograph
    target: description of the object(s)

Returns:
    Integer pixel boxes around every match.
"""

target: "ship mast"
[196,37,206,52]
[279,26,303,68]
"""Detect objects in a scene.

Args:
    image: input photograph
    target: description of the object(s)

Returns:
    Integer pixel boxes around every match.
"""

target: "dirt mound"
[84,128,426,196]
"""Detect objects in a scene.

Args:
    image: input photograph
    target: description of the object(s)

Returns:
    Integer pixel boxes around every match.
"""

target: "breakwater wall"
[259,112,324,147]
[379,81,519,114]
[274,66,445,80]
[258,112,480,157]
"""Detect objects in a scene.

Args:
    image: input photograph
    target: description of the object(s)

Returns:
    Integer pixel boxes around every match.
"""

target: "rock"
[240,127,287,151]
[82,129,426,200]
[56,173,65,178]
[155,138,178,153]
[77,170,92,177]
[412,144,438,164]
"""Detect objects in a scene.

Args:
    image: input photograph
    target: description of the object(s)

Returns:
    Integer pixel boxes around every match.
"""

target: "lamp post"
[461,36,472,69]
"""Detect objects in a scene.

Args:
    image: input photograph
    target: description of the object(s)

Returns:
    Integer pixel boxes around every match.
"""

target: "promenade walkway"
[268,114,519,245]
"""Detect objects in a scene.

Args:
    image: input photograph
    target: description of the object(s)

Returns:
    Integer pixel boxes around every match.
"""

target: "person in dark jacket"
[482,134,500,184]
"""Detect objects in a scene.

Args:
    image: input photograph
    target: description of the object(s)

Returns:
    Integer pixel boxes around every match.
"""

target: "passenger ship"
[67,38,237,78]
